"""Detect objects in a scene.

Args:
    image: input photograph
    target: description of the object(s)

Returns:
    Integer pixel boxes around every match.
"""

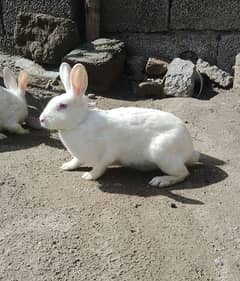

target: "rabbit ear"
[70,63,88,97]
[59,62,71,92]
[18,70,28,93]
[3,67,18,92]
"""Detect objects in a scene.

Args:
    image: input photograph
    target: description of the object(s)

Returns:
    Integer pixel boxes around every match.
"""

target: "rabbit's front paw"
[149,176,175,188]
[82,164,107,181]
[61,158,81,171]
[149,175,186,188]
[82,172,95,181]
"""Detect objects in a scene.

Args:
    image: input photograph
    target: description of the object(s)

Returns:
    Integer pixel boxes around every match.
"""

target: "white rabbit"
[40,62,199,188]
[0,67,29,138]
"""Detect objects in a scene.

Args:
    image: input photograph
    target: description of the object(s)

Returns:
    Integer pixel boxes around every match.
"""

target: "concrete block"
[1,0,82,54]
[116,32,218,65]
[0,36,15,54]
[217,33,240,74]
[171,0,240,31]
[2,0,73,36]
[101,0,169,32]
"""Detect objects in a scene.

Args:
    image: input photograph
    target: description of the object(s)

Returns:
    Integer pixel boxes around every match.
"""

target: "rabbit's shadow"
[95,153,227,205]
[0,129,64,153]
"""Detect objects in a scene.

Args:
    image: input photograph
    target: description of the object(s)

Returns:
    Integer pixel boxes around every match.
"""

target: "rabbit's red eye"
[58,103,68,110]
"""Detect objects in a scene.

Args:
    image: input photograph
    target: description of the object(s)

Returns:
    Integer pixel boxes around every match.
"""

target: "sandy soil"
[0,88,240,281]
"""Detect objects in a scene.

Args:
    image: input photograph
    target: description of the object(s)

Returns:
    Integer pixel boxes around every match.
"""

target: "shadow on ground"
[97,153,228,204]
[0,130,63,153]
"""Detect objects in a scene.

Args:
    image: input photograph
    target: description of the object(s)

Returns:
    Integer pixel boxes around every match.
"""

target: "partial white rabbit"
[40,62,199,188]
[0,67,29,138]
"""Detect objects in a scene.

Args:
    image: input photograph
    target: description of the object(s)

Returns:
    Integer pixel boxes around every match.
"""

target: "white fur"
[40,63,199,187]
[0,67,29,136]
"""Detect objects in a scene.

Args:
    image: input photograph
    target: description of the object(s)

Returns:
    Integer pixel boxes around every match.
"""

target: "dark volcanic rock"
[136,79,165,98]
[63,38,126,92]
[145,58,168,77]
[14,13,80,65]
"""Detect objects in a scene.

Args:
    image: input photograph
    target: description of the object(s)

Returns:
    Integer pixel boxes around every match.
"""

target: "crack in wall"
[0,0,6,35]
[70,0,85,41]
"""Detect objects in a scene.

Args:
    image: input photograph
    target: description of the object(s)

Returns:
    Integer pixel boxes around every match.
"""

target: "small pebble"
[170,203,177,208]
[135,203,142,208]
[214,257,224,267]
[73,258,80,264]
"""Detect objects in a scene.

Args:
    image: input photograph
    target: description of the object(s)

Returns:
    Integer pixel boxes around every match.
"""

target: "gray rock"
[63,38,126,92]
[127,56,146,81]
[233,54,240,89]
[145,58,168,77]
[15,58,59,81]
[0,52,59,89]
[171,0,240,31]
[101,0,169,32]
[196,59,233,88]
[14,13,80,65]
[87,93,96,99]
[0,52,16,69]
[136,79,165,98]
[234,54,240,67]
[164,58,196,97]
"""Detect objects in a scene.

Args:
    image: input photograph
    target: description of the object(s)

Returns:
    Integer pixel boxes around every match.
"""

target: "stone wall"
[1,0,240,73]
[101,0,240,73]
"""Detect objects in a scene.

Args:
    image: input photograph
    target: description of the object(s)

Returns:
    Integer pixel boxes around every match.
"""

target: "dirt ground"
[0,87,240,281]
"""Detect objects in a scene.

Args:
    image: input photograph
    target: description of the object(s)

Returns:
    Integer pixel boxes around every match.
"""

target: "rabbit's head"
[3,67,28,100]
[40,63,89,131]
[0,67,29,124]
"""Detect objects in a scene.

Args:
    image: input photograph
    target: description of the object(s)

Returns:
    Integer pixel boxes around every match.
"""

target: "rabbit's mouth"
[39,117,48,129]
[39,115,52,129]
[39,115,68,131]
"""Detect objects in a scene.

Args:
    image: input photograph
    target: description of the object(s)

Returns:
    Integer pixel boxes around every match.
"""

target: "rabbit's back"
[0,86,27,128]
[106,107,194,167]
[108,107,183,132]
